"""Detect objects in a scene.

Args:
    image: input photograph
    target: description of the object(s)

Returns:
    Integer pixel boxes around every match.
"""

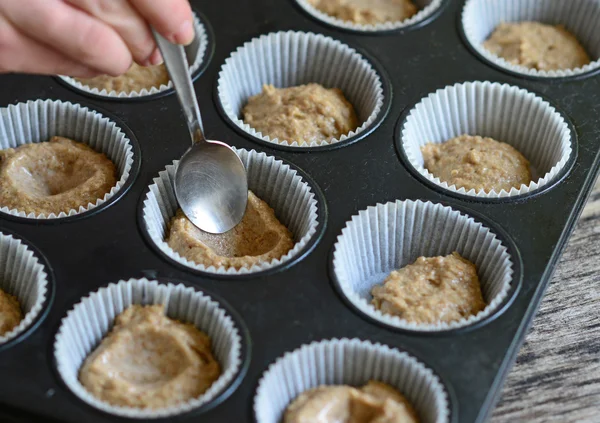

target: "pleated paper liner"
[0,232,49,345]
[254,338,450,423]
[332,199,514,332]
[217,31,385,148]
[142,148,320,275]
[54,278,243,419]
[0,99,135,219]
[296,0,445,32]
[400,81,572,198]
[462,0,600,78]
[59,13,209,98]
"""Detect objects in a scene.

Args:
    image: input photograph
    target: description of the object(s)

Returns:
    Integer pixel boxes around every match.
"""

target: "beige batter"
[167,191,294,270]
[75,63,169,93]
[242,83,359,144]
[483,22,591,71]
[285,380,419,423]
[79,305,221,409]
[0,137,117,216]
[371,252,486,324]
[421,135,532,193]
[308,0,417,25]
[0,288,22,336]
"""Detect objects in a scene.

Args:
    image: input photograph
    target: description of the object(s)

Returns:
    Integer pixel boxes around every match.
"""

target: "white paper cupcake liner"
[332,199,514,332]
[54,278,243,419]
[0,99,135,219]
[401,81,572,198]
[142,148,320,275]
[0,232,49,345]
[254,338,450,423]
[59,13,208,98]
[296,0,444,32]
[217,31,384,148]
[462,0,600,78]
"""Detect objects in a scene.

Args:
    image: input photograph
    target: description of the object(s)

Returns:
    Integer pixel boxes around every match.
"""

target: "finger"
[0,18,100,78]
[0,0,132,76]
[64,0,155,66]
[129,0,194,45]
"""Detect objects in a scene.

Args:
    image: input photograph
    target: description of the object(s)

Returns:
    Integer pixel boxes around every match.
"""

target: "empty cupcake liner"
[0,99,135,219]
[54,278,243,419]
[0,232,49,345]
[254,338,450,423]
[401,81,572,198]
[142,148,320,275]
[296,0,445,32]
[59,13,208,98]
[462,0,600,78]
[332,199,514,332]
[217,31,384,148]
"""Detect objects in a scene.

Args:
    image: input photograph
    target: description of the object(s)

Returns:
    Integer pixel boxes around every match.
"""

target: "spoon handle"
[152,29,206,145]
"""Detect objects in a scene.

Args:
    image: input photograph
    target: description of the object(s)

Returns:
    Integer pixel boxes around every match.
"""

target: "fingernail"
[149,49,163,66]
[172,20,194,45]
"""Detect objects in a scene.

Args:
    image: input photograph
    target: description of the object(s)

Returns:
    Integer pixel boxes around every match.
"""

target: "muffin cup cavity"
[54,278,244,419]
[400,81,572,198]
[217,31,385,148]
[0,99,135,219]
[461,0,600,78]
[296,0,445,33]
[142,148,320,275]
[254,338,450,423]
[59,13,209,98]
[332,199,514,332]
[0,232,49,345]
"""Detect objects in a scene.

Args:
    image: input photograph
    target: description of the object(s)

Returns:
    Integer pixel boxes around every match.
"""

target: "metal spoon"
[152,30,248,234]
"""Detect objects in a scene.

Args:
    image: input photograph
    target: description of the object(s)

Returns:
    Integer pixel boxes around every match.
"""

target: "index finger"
[129,0,194,45]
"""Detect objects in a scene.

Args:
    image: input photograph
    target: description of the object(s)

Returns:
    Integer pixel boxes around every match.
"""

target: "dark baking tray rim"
[47,277,252,421]
[455,1,600,83]
[328,200,524,336]
[393,82,580,204]
[0,103,142,226]
[137,156,329,280]
[212,44,393,153]
[53,9,216,103]
[0,228,56,353]
[290,0,451,36]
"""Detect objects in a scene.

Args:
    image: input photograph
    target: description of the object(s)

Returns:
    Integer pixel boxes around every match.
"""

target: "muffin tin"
[0,0,599,422]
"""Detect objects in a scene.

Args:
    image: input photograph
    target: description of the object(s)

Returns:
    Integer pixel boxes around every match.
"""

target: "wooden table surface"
[492,179,600,422]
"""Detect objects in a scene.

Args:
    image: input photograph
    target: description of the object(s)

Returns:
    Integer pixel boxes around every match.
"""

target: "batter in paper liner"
[483,22,591,71]
[307,0,418,25]
[0,136,117,216]
[75,63,169,93]
[0,289,22,336]
[371,252,486,325]
[242,83,359,145]
[167,191,294,270]
[421,135,532,193]
[79,305,221,409]
[285,380,419,422]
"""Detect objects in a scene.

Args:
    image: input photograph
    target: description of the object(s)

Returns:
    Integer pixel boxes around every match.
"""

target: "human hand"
[0,0,195,78]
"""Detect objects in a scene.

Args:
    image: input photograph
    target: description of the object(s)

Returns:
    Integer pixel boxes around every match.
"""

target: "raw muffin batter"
[0,137,117,216]
[242,83,359,144]
[371,252,486,324]
[285,380,419,423]
[79,305,221,409]
[167,191,294,269]
[307,0,417,25]
[75,63,169,93]
[483,22,591,71]
[0,288,22,336]
[421,135,531,193]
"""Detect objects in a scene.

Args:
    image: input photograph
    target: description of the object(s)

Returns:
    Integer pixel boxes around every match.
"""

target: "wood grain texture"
[492,179,600,422]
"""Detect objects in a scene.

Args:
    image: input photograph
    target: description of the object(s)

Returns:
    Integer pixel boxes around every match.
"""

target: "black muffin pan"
[1,0,599,422]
